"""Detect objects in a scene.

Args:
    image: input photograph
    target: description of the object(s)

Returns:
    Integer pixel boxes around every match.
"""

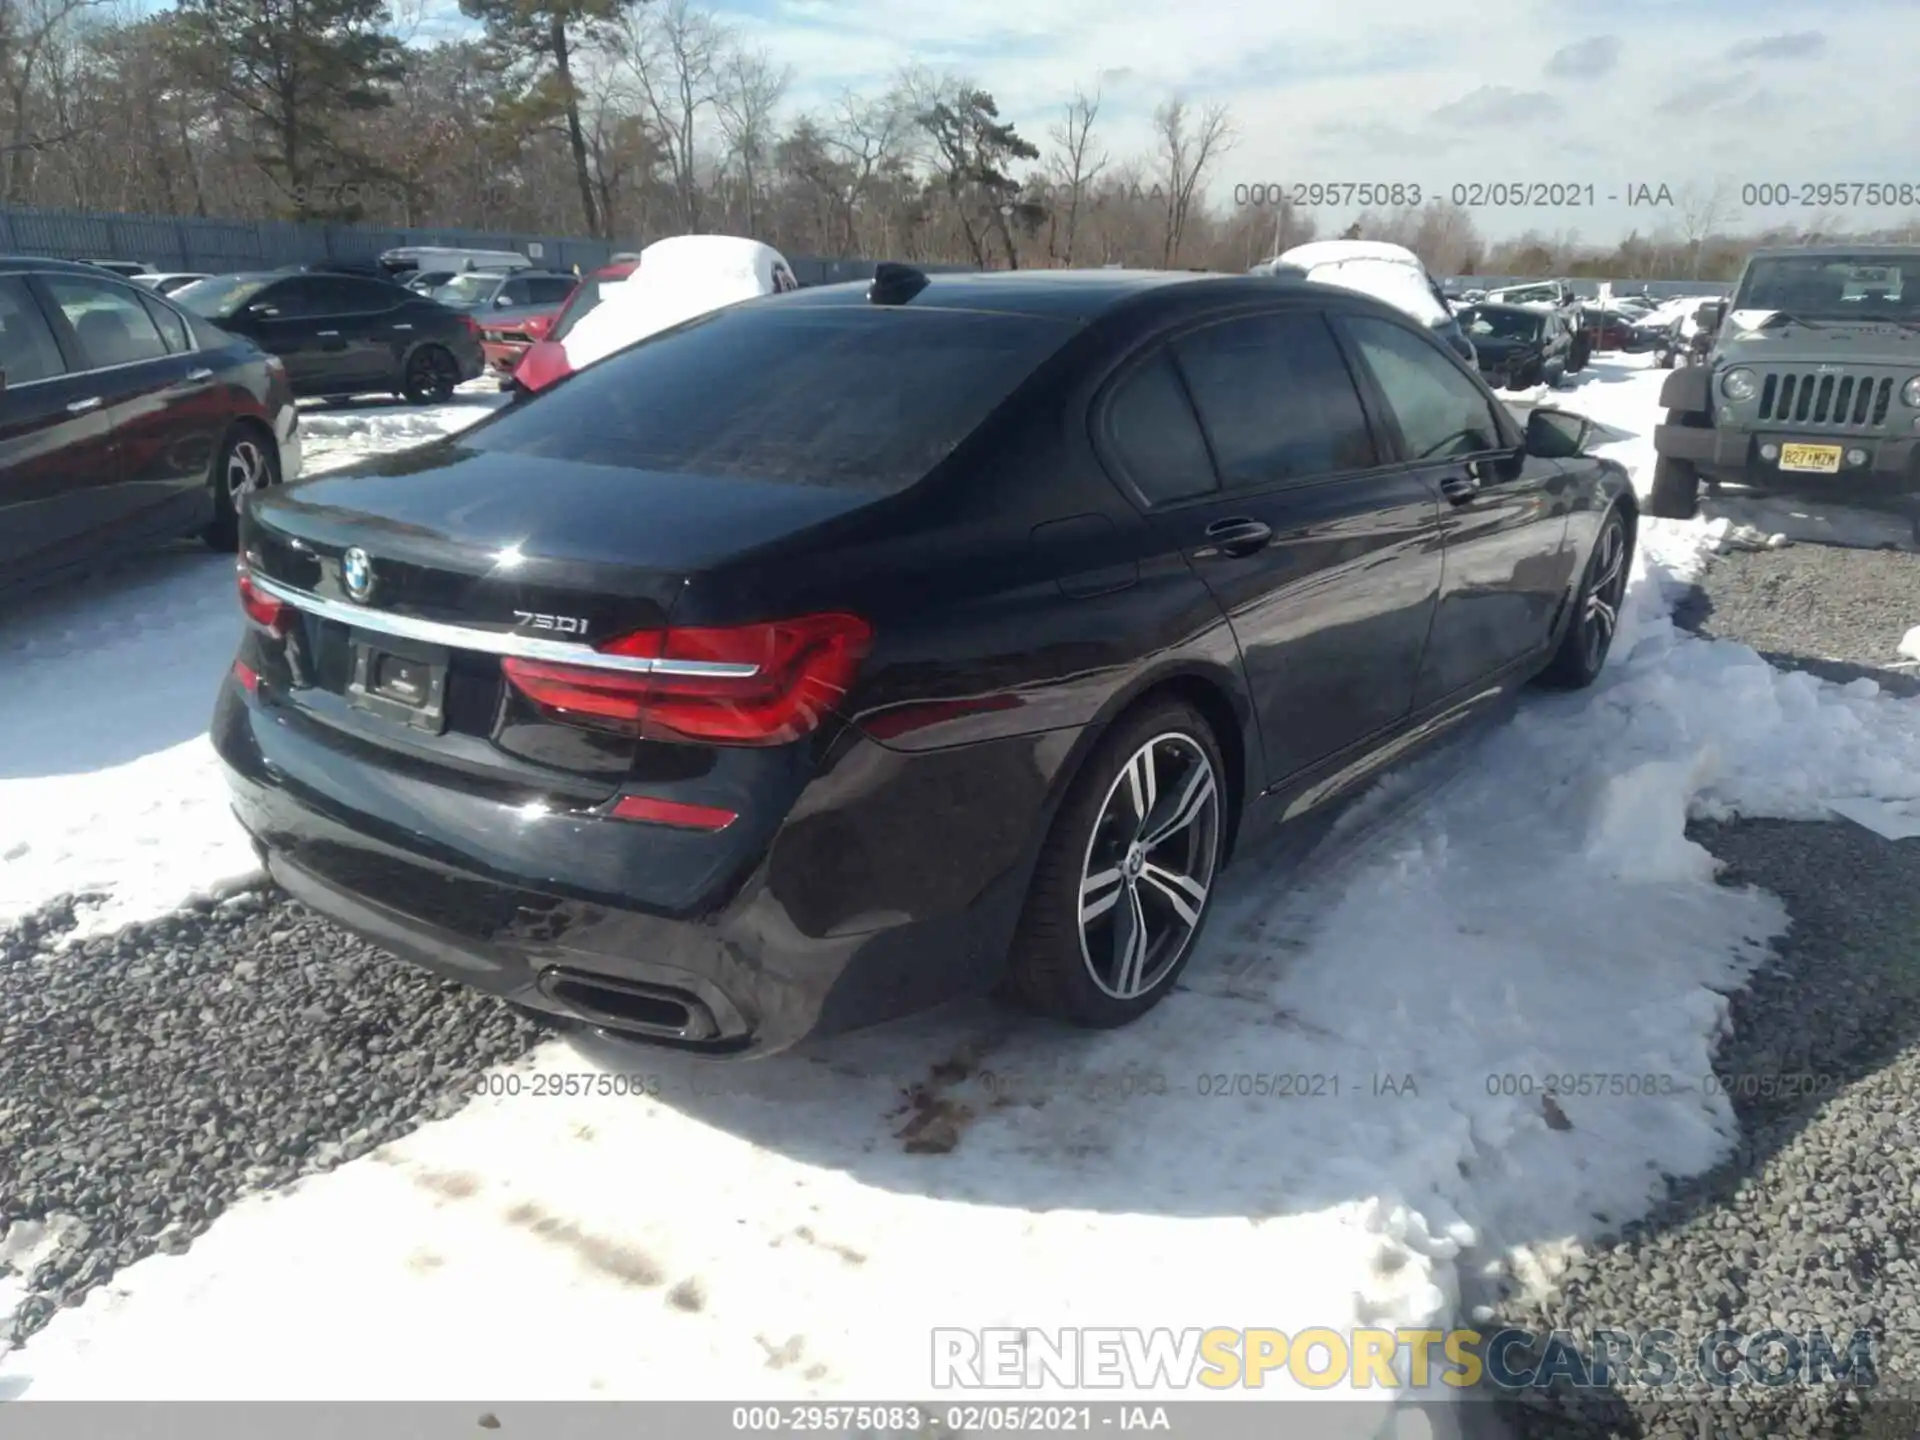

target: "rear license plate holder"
[347,633,449,734]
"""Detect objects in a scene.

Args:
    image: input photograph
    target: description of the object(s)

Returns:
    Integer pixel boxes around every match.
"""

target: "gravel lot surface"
[0,890,543,1349]
[1675,540,1920,697]
[1490,536,1920,1440]
[1,530,1914,1435]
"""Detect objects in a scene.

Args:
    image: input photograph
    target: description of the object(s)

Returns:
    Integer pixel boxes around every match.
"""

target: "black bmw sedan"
[213,266,1636,1057]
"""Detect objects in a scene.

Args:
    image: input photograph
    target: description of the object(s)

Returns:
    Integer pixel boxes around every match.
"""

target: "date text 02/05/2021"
[1228,182,1677,209]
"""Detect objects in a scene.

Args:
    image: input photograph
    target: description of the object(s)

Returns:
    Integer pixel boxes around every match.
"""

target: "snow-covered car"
[1253,241,1477,367]
[508,236,798,401]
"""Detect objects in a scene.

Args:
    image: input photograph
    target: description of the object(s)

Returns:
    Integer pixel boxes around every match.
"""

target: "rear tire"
[1648,454,1702,519]
[1536,508,1633,690]
[201,426,279,552]
[1001,699,1227,1028]
[402,344,459,404]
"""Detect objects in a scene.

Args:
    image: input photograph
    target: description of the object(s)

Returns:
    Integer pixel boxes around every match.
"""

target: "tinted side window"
[40,275,170,369]
[1344,316,1503,462]
[1172,311,1378,487]
[1103,350,1217,504]
[256,278,325,318]
[320,277,397,312]
[0,276,66,382]
[530,276,576,303]
[138,291,192,353]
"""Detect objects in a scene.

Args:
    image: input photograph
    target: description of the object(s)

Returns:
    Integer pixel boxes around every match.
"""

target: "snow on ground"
[2,358,1918,1413]
[0,384,504,936]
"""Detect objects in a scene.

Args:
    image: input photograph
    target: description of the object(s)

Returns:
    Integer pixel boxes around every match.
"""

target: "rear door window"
[467,304,1077,491]
[40,274,171,369]
[0,276,66,382]
[138,291,193,353]
[1101,349,1218,504]
[1172,310,1379,487]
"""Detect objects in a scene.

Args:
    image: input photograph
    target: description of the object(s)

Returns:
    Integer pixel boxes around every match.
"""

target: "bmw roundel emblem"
[341,547,374,602]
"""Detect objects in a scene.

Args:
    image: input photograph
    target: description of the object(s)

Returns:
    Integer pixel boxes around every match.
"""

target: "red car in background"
[507,258,639,399]
[470,272,581,382]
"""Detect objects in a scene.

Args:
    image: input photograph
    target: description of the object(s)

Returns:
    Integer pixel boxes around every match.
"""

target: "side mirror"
[1525,406,1592,459]
[1696,301,1726,330]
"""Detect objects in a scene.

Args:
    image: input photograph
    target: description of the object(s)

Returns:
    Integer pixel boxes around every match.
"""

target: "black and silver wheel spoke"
[1139,763,1216,851]
[1138,861,1207,927]
[1583,522,1627,667]
[227,441,265,501]
[1077,732,1222,1001]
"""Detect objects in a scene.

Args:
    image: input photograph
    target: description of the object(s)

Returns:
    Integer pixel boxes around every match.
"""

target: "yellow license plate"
[1778,443,1843,473]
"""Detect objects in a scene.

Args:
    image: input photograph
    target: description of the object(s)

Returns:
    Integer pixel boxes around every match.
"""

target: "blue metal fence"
[0,204,982,287]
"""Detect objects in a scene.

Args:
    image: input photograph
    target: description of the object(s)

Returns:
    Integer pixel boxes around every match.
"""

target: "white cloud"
[701,0,1918,242]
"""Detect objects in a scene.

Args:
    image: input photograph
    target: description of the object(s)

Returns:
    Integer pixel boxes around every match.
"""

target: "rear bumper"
[481,341,528,378]
[210,675,1055,1057]
[1654,423,1920,495]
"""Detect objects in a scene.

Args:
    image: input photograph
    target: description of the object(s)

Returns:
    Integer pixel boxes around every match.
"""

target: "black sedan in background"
[172,271,485,403]
[1456,302,1577,389]
[0,256,299,596]
[214,266,1634,1057]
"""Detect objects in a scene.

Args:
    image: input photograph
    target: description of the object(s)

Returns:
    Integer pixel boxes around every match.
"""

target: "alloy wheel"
[1582,519,1629,672]
[1077,733,1221,1000]
[226,438,268,502]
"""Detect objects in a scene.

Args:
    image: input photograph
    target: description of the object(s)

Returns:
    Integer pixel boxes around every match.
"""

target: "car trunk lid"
[241,447,883,801]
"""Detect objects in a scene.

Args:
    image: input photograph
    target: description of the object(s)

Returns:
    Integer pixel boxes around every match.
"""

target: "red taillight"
[232,659,259,691]
[512,341,570,393]
[609,795,737,830]
[500,613,872,746]
[236,564,287,637]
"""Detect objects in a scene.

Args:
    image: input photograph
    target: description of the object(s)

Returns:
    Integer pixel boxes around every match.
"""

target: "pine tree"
[174,0,403,218]
[458,0,640,239]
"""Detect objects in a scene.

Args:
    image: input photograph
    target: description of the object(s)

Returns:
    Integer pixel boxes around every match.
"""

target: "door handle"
[66,396,103,414]
[390,324,412,331]
[316,330,341,337]
[180,367,214,384]
[1198,517,1273,558]
[1439,473,1479,503]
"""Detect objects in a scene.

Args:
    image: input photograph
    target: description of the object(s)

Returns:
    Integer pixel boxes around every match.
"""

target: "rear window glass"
[467,304,1078,490]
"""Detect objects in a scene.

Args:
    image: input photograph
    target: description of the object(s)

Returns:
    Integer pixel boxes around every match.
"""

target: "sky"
[409,0,1919,245]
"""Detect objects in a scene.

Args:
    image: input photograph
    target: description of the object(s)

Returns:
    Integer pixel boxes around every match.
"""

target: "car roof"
[1745,244,1920,260]
[1459,301,1542,317]
[1276,240,1422,269]
[774,267,1280,322]
[0,255,152,277]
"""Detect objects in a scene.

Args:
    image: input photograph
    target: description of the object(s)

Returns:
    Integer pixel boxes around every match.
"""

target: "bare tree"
[2,0,104,199]
[617,0,726,230]
[1151,96,1233,266]
[1043,83,1105,266]
[1676,178,1732,277]
[714,43,786,236]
